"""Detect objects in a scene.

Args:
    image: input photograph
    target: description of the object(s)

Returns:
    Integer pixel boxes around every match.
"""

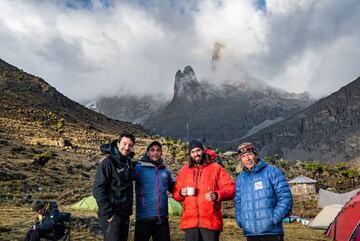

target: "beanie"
[188,140,204,153]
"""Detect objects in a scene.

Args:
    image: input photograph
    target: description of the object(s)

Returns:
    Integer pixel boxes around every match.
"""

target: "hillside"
[242,76,360,162]
[0,58,146,136]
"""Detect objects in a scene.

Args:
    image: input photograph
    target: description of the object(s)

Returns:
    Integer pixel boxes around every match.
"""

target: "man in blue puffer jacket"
[134,141,175,241]
[235,142,293,241]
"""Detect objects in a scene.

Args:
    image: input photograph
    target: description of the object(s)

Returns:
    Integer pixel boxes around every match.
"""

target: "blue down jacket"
[235,159,293,236]
[134,155,174,221]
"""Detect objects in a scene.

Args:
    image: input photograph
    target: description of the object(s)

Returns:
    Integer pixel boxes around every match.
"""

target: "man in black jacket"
[24,200,64,241]
[93,132,136,241]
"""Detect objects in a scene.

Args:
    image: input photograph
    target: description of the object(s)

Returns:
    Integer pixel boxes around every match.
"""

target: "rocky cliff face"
[143,66,312,148]
[173,66,208,101]
[242,76,360,161]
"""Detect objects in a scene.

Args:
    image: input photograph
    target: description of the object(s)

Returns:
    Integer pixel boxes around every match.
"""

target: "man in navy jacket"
[134,141,175,241]
[24,200,64,241]
[235,142,293,241]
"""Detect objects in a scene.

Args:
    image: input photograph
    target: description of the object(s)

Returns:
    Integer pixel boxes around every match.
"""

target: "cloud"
[0,0,359,102]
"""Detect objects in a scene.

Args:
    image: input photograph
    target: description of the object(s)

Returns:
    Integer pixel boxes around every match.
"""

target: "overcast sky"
[1,0,359,102]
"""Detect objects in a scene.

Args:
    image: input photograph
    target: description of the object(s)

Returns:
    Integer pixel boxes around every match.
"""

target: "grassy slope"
[0,204,330,241]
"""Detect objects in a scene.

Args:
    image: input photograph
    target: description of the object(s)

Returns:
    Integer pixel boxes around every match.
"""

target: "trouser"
[134,217,170,241]
[246,234,284,241]
[99,214,130,241]
[184,228,220,241]
[24,228,60,241]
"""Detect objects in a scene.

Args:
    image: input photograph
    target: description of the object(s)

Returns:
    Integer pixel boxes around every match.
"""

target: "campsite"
[1,1,360,240]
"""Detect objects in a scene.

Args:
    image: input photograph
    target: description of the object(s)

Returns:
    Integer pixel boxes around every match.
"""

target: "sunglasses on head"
[237,145,256,155]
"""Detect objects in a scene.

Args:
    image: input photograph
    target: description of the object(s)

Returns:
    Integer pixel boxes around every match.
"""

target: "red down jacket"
[173,151,235,231]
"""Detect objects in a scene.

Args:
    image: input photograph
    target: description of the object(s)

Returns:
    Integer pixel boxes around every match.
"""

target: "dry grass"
[0,204,331,241]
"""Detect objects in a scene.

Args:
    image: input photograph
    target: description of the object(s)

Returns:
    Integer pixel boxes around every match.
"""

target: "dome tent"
[168,197,182,216]
[70,196,98,212]
[326,192,360,241]
[70,196,182,216]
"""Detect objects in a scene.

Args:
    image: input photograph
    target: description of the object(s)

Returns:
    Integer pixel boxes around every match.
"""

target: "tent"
[349,221,360,241]
[326,192,360,241]
[308,204,343,229]
[318,188,360,208]
[69,196,182,216]
[70,196,98,212]
[168,197,182,216]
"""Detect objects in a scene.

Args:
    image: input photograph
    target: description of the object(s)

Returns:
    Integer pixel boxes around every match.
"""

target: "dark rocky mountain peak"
[144,66,312,147]
[173,66,207,101]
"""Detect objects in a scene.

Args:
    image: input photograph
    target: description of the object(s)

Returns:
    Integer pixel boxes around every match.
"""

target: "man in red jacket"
[173,140,235,241]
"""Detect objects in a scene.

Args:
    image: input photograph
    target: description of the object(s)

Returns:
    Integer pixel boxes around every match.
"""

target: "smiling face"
[239,152,258,170]
[190,147,204,163]
[117,137,134,156]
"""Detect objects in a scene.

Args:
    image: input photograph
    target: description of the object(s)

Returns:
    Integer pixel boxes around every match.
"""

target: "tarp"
[326,192,360,241]
[318,188,360,208]
[70,196,182,216]
[308,204,343,229]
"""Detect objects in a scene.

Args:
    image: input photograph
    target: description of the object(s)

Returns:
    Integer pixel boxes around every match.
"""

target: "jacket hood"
[188,148,216,167]
[48,201,58,210]
[100,140,117,155]
[243,159,268,173]
[43,201,58,215]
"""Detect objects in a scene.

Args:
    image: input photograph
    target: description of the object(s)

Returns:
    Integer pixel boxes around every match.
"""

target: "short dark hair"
[118,132,135,144]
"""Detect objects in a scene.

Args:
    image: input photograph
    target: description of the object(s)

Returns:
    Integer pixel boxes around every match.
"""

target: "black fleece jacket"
[92,140,134,219]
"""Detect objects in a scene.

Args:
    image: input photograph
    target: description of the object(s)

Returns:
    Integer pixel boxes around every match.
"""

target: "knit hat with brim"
[32,200,45,212]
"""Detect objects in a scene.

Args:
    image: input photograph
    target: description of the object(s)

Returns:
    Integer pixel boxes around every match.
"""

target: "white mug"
[187,187,195,196]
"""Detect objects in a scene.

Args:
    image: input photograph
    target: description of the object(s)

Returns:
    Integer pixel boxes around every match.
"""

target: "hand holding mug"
[181,187,195,196]
[187,187,195,196]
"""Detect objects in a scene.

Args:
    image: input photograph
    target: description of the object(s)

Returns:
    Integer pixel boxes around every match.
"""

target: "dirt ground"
[0,204,331,241]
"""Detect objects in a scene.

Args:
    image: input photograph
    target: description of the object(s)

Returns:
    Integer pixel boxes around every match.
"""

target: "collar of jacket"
[140,154,165,168]
[243,158,268,173]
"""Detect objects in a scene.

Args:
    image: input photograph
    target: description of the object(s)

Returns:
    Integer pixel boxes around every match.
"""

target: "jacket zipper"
[251,171,256,231]
[156,167,161,220]
[195,167,200,227]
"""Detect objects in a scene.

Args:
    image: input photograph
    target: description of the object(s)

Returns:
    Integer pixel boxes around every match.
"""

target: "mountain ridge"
[143,66,312,148]
[241,76,360,161]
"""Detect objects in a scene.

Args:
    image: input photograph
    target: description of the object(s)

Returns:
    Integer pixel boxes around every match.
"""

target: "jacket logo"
[254,181,263,190]
[117,168,124,173]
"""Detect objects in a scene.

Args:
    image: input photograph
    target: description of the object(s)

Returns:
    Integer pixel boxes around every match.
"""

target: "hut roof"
[288,175,317,184]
